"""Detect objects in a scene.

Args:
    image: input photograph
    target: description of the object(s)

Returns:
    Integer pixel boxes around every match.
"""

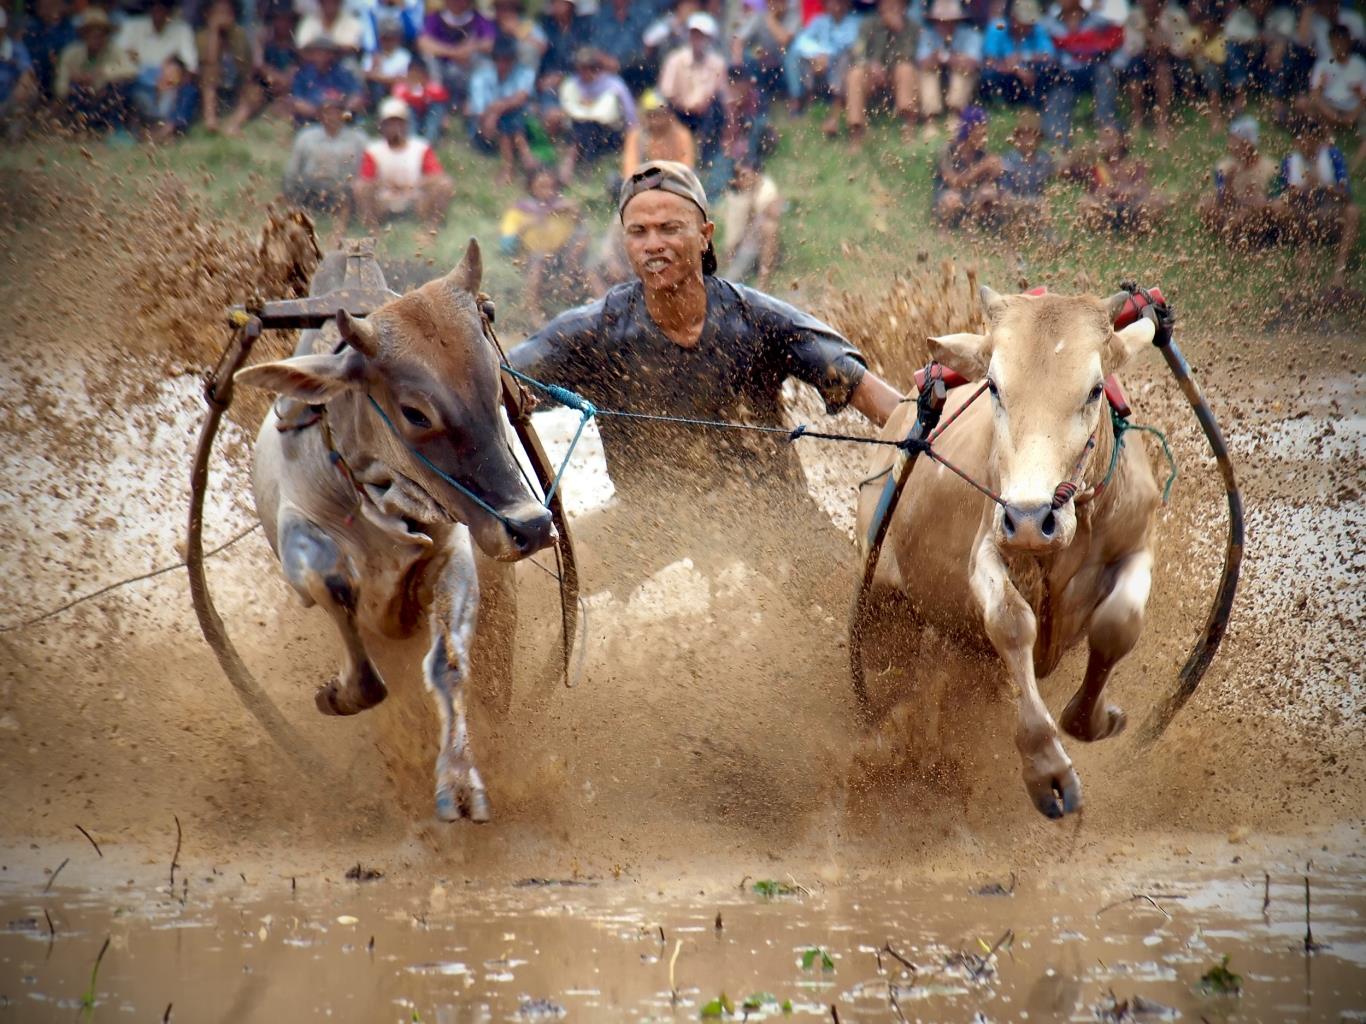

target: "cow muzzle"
[998,500,1072,553]
[482,501,557,562]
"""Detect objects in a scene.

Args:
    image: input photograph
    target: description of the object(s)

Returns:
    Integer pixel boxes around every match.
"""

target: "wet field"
[2,838,1363,1022]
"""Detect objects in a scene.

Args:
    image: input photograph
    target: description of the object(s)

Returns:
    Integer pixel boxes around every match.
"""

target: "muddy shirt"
[508,276,867,495]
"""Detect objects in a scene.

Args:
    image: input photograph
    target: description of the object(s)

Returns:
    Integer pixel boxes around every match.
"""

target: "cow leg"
[970,535,1082,819]
[279,516,388,716]
[423,530,491,823]
[1061,550,1152,743]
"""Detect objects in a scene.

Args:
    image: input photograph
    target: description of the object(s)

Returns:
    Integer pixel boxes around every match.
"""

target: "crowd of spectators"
[2,0,1359,302]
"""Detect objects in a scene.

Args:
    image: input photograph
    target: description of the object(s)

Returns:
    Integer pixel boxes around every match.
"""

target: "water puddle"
[1,861,1361,1022]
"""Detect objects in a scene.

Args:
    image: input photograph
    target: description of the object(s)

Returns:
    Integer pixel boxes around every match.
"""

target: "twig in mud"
[43,857,70,893]
[367,935,375,955]
[657,925,665,944]
[80,935,111,1014]
[1303,876,1325,953]
[163,1003,172,1022]
[1096,893,1171,920]
[970,928,1014,979]
[291,876,297,893]
[1262,873,1270,917]
[874,948,884,974]
[714,912,722,932]
[44,909,55,957]
[830,1004,841,1023]
[882,942,917,974]
[75,825,102,857]
[169,815,182,889]
[889,983,909,1024]
[667,938,682,1003]
[738,875,751,892]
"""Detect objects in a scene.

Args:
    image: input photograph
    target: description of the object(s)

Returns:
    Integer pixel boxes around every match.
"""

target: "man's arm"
[849,371,902,428]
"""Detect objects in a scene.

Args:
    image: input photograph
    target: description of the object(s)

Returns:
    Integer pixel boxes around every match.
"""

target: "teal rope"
[1102,407,1179,504]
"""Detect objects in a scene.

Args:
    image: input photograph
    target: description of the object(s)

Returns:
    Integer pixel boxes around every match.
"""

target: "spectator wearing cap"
[296,0,364,57]
[116,0,199,133]
[785,0,862,114]
[537,0,590,95]
[981,0,1057,108]
[392,60,451,142]
[843,0,921,145]
[55,8,138,133]
[733,0,801,107]
[552,46,636,179]
[1042,0,1122,148]
[623,88,696,177]
[507,160,901,590]
[362,16,412,109]
[283,89,367,219]
[932,105,1003,226]
[418,0,494,111]
[291,35,363,124]
[590,0,656,93]
[917,0,982,139]
[1198,115,1280,245]
[468,33,536,184]
[0,9,39,140]
[659,12,727,161]
[355,96,454,229]
[720,157,784,289]
[643,1,701,82]
[360,0,424,58]
[220,3,298,136]
[197,0,250,133]
[22,0,76,102]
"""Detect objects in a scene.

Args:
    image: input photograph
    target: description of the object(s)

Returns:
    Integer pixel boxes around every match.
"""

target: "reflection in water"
[0,865,1362,1022]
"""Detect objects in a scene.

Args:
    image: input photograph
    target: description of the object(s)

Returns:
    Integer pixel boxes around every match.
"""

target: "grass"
[3,97,1361,348]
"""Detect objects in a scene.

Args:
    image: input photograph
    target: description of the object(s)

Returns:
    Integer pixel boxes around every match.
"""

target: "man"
[354,97,454,230]
[283,90,366,219]
[537,0,590,91]
[418,0,493,110]
[720,158,783,289]
[1042,0,1122,148]
[658,12,727,161]
[21,0,75,102]
[1198,115,1280,245]
[55,8,137,134]
[917,0,982,139]
[553,46,635,179]
[733,0,800,107]
[785,0,862,114]
[468,32,536,184]
[981,0,1057,108]
[0,9,39,140]
[591,0,656,92]
[116,0,199,134]
[1276,114,1358,292]
[295,0,364,57]
[507,161,901,588]
[844,0,921,145]
[197,0,251,133]
[1301,23,1366,130]
[290,36,363,124]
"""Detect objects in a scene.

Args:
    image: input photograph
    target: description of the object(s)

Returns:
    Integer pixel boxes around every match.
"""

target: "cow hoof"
[314,665,388,717]
[1061,699,1128,743]
[435,770,491,823]
[1027,766,1083,820]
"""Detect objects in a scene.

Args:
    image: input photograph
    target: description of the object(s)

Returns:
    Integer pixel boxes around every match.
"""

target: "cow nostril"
[1041,511,1056,538]
[1002,510,1017,537]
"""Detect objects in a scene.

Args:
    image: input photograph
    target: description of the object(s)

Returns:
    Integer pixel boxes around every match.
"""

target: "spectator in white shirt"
[1301,23,1366,129]
[117,0,198,132]
[296,0,365,57]
[658,12,727,161]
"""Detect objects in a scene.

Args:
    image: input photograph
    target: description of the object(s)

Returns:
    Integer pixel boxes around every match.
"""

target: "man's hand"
[851,370,903,428]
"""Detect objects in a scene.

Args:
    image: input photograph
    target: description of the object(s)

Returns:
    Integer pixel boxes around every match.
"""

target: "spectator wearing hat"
[283,89,366,218]
[659,12,728,161]
[468,33,536,184]
[932,104,1002,226]
[22,0,76,102]
[418,0,494,111]
[55,8,138,133]
[197,0,251,133]
[391,60,451,141]
[844,0,921,145]
[720,157,784,289]
[116,0,199,134]
[220,3,298,136]
[0,9,39,140]
[785,0,863,114]
[1042,0,1122,148]
[291,35,363,124]
[499,164,589,316]
[981,0,1057,108]
[360,0,424,58]
[355,96,454,229]
[733,0,801,107]
[296,0,364,57]
[1198,115,1280,245]
[623,88,696,177]
[362,16,413,109]
[537,0,590,94]
[917,0,982,138]
[591,0,656,93]
[552,46,636,179]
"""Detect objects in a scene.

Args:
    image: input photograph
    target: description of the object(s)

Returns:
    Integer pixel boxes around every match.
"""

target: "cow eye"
[1087,383,1104,403]
[986,378,999,398]
[400,405,433,429]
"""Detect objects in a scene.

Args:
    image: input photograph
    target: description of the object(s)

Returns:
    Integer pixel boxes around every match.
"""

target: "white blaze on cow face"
[929,286,1156,554]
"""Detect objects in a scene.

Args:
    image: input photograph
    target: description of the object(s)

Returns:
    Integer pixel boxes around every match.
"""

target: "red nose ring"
[1051,481,1078,509]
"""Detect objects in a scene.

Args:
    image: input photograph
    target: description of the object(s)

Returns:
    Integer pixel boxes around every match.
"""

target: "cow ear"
[1103,316,1156,374]
[447,237,482,295]
[235,352,362,403]
[927,332,992,381]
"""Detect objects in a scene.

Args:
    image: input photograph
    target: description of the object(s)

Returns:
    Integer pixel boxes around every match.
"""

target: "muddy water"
[2,852,1362,1023]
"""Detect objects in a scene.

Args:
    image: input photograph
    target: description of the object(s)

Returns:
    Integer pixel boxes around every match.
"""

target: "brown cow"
[857,288,1161,818]
[236,241,555,822]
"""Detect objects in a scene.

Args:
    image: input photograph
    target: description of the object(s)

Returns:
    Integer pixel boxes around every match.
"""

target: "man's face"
[829,0,850,16]
[1230,135,1256,161]
[83,25,112,53]
[577,61,599,83]
[494,54,515,76]
[689,27,708,55]
[321,103,344,132]
[150,3,171,30]
[320,0,341,17]
[622,190,713,292]
[445,0,471,14]
[552,0,573,19]
[381,116,407,145]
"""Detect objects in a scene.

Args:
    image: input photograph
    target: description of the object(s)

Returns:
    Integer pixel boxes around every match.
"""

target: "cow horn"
[449,237,483,295]
[1106,290,1131,322]
[979,285,1007,318]
[336,309,379,357]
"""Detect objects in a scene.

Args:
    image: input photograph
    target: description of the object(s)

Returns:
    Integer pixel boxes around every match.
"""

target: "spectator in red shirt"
[392,60,451,142]
[354,97,454,230]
